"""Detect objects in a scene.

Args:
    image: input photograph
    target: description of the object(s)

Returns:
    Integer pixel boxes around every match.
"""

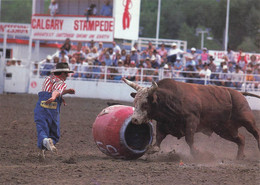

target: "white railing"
[31,62,260,92]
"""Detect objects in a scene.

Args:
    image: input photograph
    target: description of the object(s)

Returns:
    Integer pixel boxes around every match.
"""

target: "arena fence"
[32,62,260,92]
[2,62,260,110]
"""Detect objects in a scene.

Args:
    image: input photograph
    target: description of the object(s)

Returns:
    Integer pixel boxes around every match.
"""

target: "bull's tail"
[241,92,260,99]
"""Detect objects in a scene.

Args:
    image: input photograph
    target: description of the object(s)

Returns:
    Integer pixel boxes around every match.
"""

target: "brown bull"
[122,78,260,159]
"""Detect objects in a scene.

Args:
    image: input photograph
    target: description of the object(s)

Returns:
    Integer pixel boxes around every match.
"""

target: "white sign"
[209,50,260,62]
[0,23,31,36]
[31,15,114,42]
[113,0,141,40]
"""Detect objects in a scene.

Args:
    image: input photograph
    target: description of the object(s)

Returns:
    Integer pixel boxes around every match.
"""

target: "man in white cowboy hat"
[167,42,184,65]
[34,63,75,158]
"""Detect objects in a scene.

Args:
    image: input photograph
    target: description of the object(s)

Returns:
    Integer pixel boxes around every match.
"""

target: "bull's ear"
[130,92,136,98]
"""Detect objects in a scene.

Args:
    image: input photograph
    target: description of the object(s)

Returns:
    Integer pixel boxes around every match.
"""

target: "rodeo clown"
[34,62,75,158]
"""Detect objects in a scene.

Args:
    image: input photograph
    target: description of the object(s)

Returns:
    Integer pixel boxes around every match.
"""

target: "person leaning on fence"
[40,55,54,76]
[34,63,75,159]
[244,67,255,90]
[49,0,58,16]
[218,65,232,87]
[198,63,211,84]
[253,67,260,90]
[231,65,244,90]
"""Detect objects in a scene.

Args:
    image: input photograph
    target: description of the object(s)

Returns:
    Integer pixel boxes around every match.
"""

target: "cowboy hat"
[52,63,73,73]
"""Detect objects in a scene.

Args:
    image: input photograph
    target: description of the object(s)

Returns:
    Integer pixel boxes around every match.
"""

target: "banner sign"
[209,50,260,62]
[113,0,141,40]
[31,15,114,42]
[0,23,31,36]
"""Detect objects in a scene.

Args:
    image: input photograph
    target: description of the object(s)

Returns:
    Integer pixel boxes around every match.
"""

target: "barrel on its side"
[92,105,153,160]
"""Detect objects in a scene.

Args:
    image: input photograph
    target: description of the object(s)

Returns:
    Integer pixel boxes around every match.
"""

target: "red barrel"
[92,105,153,160]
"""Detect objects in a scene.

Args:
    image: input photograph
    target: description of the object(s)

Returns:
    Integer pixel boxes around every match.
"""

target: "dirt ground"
[0,93,259,185]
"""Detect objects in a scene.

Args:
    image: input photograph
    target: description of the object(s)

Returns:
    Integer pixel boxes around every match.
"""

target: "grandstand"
[0,0,259,110]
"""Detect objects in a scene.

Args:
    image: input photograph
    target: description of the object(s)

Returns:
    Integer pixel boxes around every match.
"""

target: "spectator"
[146,41,155,53]
[231,65,244,90]
[173,57,183,77]
[237,49,248,64]
[111,59,124,80]
[53,56,59,64]
[6,60,12,66]
[92,61,101,79]
[17,60,24,67]
[59,50,69,63]
[162,64,173,78]
[253,67,260,90]
[49,0,58,16]
[121,49,127,61]
[167,43,184,65]
[11,58,16,66]
[86,47,99,64]
[208,56,217,83]
[130,47,139,65]
[153,49,161,65]
[69,57,79,78]
[60,38,71,53]
[157,43,168,59]
[249,55,257,66]
[107,47,116,61]
[104,52,113,66]
[100,0,113,17]
[237,53,247,72]
[126,61,138,81]
[99,61,108,80]
[245,67,255,90]
[122,62,130,79]
[185,56,196,71]
[77,58,88,78]
[85,61,94,79]
[113,53,122,66]
[218,65,232,87]
[124,54,131,66]
[88,40,95,49]
[198,63,211,84]
[195,59,204,71]
[144,60,156,82]
[112,41,121,54]
[227,61,235,73]
[85,3,97,22]
[200,47,210,64]
[40,55,54,76]
[185,47,199,66]
[150,55,160,69]
[97,42,104,55]
[226,47,236,64]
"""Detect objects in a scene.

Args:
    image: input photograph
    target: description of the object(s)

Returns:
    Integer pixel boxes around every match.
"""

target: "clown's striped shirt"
[42,74,67,94]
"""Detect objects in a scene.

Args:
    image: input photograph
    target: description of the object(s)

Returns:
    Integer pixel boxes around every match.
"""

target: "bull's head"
[122,78,158,124]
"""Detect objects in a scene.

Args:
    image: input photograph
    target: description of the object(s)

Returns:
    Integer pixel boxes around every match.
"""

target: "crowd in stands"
[34,37,260,91]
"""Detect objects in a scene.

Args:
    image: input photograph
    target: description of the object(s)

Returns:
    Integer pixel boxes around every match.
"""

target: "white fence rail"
[32,63,260,92]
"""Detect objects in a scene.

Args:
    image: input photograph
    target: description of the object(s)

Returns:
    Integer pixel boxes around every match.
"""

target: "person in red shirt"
[34,63,75,159]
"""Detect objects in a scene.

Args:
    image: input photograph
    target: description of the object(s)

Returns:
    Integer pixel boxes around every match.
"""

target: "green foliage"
[1,0,32,23]
[140,0,260,52]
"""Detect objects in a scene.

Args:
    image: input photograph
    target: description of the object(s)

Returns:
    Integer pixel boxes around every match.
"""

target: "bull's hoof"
[146,146,160,155]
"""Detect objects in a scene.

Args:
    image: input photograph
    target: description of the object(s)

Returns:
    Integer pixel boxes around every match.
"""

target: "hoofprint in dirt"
[0,94,259,185]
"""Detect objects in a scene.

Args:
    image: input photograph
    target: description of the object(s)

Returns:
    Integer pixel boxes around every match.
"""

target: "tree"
[1,0,32,23]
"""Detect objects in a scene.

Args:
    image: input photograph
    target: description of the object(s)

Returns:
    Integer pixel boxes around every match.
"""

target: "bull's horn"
[149,81,158,91]
[122,77,142,91]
